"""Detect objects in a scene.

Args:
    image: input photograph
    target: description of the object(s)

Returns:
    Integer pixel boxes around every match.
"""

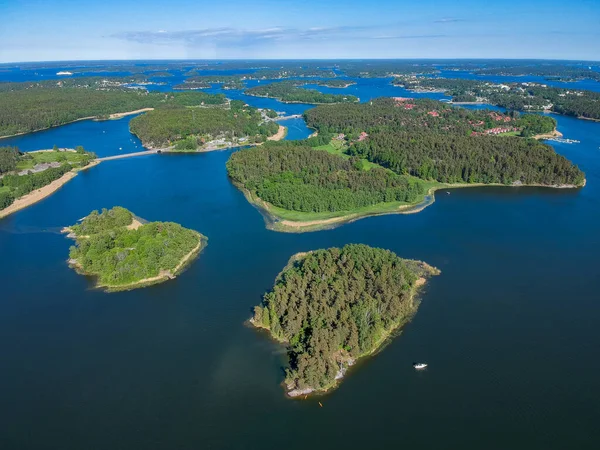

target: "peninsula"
[0,79,227,137]
[251,244,440,397]
[64,207,206,291]
[0,146,97,218]
[129,100,282,150]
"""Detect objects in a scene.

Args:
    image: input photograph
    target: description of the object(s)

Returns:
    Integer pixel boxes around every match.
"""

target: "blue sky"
[1,0,599,63]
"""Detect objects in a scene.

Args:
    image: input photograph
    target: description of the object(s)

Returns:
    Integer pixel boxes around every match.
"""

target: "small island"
[0,146,97,218]
[251,244,440,397]
[64,206,206,291]
[244,81,359,104]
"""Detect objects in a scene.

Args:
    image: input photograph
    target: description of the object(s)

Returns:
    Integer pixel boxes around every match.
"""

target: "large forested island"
[64,207,205,291]
[227,143,427,232]
[245,81,359,104]
[393,76,600,120]
[0,145,97,216]
[228,98,584,232]
[251,244,440,396]
[129,100,281,150]
[0,79,227,137]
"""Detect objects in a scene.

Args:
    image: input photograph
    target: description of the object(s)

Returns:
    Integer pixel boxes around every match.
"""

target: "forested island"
[0,146,97,216]
[251,244,440,396]
[245,81,359,104]
[227,98,583,231]
[393,76,600,120]
[129,100,281,150]
[64,206,205,291]
[0,79,226,137]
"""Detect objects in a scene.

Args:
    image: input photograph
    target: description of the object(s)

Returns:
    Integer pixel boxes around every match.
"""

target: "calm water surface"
[0,73,599,450]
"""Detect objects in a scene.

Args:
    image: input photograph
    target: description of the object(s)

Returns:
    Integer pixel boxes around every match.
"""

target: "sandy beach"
[108,108,154,119]
[0,160,100,219]
[267,125,287,141]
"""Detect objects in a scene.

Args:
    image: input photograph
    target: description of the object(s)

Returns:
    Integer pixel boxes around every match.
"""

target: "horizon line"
[2,57,600,65]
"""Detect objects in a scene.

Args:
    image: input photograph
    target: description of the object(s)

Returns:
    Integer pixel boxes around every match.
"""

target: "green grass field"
[314,140,388,171]
[16,151,91,171]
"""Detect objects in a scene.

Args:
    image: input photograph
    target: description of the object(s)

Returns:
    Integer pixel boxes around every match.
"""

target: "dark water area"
[0,114,146,158]
[1,68,600,450]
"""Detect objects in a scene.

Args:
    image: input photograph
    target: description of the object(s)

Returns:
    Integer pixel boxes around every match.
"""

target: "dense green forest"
[67,207,205,290]
[0,81,226,136]
[0,146,20,175]
[252,244,439,394]
[0,146,96,210]
[129,101,279,148]
[227,144,424,213]
[245,81,358,104]
[304,99,584,186]
[393,76,600,120]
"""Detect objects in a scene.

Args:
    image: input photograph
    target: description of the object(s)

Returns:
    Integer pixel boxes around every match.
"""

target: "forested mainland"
[129,100,279,149]
[251,244,439,396]
[66,207,205,291]
[0,79,226,137]
[304,98,584,186]
[245,81,359,104]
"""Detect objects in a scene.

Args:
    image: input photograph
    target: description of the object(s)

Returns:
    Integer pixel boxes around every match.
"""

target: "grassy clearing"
[16,151,91,170]
[314,140,390,171]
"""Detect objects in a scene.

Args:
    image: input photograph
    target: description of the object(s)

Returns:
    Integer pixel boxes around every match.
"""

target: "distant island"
[0,145,97,218]
[251,244,440,397]
[227,98,584,232]
[129,100,283,151]
[64,206,206,291]
[392,76,600,121]
[245,81,359,104]
[0,79,227,138]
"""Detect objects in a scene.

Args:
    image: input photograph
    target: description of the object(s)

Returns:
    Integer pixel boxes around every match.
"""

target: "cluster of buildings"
[489,112,513,123]
[392,97,416,109]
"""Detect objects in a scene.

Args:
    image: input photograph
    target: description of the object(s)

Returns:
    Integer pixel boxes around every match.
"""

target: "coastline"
[0,160,101,220]
[0,108,154,140]
[267,125,287,141]
[66,226,206,292]
[533,128,563,140]
[143,126,287,153]
[245,93,359,104]
[237,180,584,233]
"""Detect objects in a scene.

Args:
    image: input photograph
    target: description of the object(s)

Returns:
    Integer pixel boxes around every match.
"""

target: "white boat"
[413,363,428,370]
[56,71,73,76]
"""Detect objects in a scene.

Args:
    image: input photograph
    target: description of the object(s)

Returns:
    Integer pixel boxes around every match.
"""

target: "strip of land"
[0,160,100,220]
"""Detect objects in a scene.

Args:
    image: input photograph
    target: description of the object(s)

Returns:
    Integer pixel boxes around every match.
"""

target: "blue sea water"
[0,63,599,450]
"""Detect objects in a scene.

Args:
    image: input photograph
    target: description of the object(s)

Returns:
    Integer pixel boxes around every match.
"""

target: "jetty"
[275,114,302,121]
[97,150,160,162]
